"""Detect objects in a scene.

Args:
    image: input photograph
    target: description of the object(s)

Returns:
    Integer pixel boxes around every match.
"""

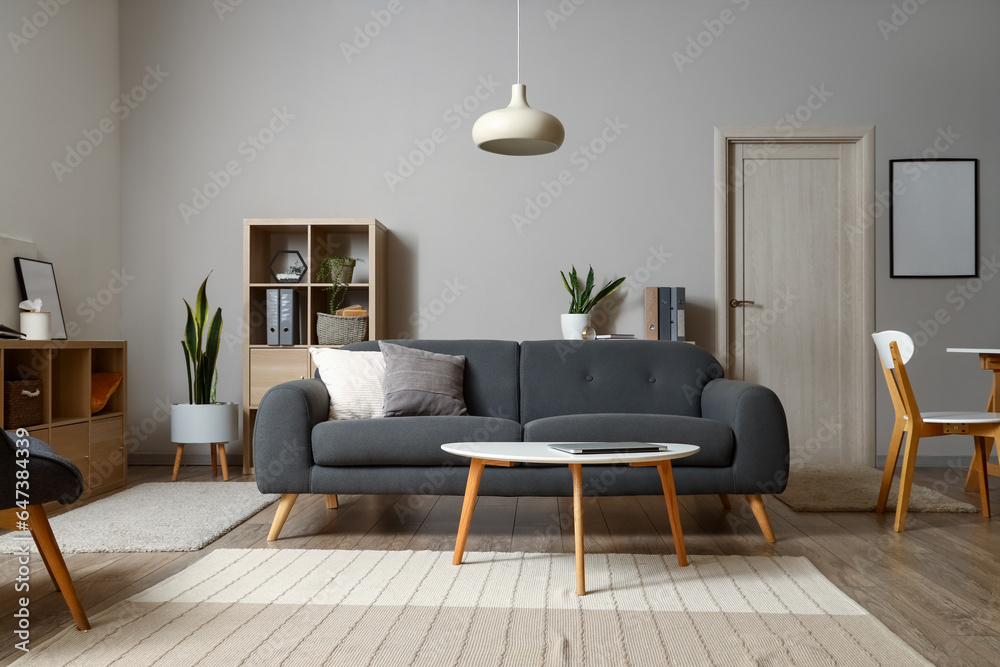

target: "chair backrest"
[871,330,920,421]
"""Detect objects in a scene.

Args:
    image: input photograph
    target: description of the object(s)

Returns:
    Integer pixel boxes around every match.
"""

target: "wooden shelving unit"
[242,218,387,473]
[1,341,127,499]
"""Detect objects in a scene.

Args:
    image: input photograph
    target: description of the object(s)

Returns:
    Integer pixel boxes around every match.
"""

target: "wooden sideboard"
[242,218,387,473]
[1,340,127,499]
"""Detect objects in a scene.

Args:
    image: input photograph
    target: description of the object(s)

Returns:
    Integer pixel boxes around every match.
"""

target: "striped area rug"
[18,549,929,666]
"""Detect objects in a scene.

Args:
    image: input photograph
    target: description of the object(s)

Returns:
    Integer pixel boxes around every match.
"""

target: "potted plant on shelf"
[560,265,626,340]
[315,256,367,345]
[170,273,238,480]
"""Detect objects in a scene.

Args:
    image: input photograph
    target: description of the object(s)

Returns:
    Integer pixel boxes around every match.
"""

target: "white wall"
[0,0,121,341]
[107,0,1000,465]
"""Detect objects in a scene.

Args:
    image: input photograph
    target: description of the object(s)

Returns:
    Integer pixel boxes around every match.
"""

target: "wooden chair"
[0,430,89,631]
[873,330,997,532]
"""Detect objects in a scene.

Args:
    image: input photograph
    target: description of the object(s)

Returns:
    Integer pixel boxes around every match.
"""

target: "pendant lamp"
[472,0,564,155]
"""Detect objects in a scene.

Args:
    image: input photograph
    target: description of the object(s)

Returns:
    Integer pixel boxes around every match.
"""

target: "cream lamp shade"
[473,84,565,156]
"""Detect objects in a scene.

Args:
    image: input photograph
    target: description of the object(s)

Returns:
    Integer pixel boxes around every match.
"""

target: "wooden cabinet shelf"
[242,218,387,473]
[1,341,127,502]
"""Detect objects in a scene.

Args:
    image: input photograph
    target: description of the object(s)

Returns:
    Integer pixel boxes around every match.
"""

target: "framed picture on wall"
[14,258,68,339]
[890,158,978,278]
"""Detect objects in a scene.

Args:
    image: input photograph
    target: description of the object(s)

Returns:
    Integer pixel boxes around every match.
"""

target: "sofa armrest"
[701,379,789,494]
[253,379,329,494]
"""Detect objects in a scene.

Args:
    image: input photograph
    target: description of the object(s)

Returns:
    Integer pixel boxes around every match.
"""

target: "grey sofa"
[254,339,789,542]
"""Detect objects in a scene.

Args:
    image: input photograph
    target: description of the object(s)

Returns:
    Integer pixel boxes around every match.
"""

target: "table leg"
[453,458,486,566]
[967,369,999,491]
[656,461,688,566]
[570,463,585,595]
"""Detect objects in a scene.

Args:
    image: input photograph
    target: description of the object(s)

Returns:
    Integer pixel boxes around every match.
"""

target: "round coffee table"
[441,441,700,595]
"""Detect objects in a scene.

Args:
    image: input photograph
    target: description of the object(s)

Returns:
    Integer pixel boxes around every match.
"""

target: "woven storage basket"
[4,380,43,429]
[316,313,368,345]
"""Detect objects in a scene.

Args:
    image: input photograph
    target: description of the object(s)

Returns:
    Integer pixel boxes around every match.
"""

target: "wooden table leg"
[974,435,992,518]
[217,443,229,481]
[569,463,585,595]
[968,364,1000,491]
[453,459,486,566]
[656,461,688,566]
[171,444,185,482]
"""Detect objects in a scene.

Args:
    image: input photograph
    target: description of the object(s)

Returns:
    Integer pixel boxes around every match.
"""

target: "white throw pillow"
[309,348,386,420]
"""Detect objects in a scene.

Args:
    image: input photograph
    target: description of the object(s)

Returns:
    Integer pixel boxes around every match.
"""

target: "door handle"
[729,299,756,308]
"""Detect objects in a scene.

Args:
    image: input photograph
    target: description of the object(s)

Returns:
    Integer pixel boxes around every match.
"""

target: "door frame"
[713,125,876,464]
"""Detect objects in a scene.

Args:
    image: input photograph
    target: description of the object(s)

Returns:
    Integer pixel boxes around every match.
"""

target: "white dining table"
[946,348,1000,487]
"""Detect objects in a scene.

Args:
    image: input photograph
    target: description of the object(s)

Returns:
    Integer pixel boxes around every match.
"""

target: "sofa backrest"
[342,339,520,422]
[519,340,724,423]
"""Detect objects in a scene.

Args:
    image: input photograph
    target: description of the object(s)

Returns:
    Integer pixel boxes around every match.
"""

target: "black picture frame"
[14,258,68,340]
[890,158,979,278]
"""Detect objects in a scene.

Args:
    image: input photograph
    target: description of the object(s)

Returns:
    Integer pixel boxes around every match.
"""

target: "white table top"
[947,348,1000,354]
[441,441,700,465]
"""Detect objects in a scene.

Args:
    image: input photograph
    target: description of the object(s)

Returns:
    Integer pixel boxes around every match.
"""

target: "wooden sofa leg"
[719,493,731,510]
[267,494,298,541]
[325,494,339,509]
[746,494,777,543]
[27,505,89,631]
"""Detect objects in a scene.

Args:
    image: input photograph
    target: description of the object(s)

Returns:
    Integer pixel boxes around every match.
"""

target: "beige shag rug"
[0,482,279,553]
[777,463,979,513]
[14,548,930,666]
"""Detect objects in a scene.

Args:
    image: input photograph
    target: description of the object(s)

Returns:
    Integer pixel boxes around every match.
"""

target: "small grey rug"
[777,463,979,513]
[0,482,279,553]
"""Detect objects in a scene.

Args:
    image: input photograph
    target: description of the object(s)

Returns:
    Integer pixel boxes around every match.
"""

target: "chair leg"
[210,442,218,477]
[217,443,229,481]
[26,505,89,631]
[267,494,298,541]
[894,431,920,532]
[877,419,906,513]
[745,494,777,543]
[718,493,731,510]
[171,444,185,482]
[325,494,339,509]
[973,436,991,518]
[30,531,59,590]
[966,437,995,492]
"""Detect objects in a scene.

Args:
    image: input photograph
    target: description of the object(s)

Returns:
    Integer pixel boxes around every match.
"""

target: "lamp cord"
[516,0,520,83]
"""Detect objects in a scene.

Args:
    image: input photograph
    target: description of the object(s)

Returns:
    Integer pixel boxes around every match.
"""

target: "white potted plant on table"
[170,273,238,481]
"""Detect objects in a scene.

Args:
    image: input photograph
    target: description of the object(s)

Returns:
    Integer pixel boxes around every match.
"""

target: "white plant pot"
[561,313,595,340]
[171,402,239,444]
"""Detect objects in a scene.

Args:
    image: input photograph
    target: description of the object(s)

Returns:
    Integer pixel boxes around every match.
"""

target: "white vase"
[170,402,239,443]
[560,313,595,340]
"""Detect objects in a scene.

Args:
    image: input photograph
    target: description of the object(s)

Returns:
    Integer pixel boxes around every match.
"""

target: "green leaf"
[583,277,626,313]
[181,341,193,404]
[194,272,211,356]
[183,301,201,402]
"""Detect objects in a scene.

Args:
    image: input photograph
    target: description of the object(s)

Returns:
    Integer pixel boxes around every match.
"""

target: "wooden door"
[718,130,874,465]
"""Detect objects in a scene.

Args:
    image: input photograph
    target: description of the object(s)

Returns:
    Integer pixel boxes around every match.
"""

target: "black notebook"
[547,442,669,455]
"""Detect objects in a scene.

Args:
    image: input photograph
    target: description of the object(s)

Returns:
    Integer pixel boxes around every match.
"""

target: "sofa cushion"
[523,413,734,467]
[342,340,520,422]
[379,342,468,417]
[312,416,523,466]
[520,340,724,422]
[309,348,385,420]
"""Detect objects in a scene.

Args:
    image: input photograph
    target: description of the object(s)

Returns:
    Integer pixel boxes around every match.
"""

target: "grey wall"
[1,0,121,341]
[107,0,999,464]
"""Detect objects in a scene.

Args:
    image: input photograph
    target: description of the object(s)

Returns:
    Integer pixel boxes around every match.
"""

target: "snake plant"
[182,273,223,404]
[560,265,626,314]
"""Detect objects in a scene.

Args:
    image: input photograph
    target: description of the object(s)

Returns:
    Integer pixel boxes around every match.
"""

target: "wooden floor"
[2,465,1000,665]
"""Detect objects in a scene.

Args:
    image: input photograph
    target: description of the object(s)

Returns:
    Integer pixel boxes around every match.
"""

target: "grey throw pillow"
[379,342,469,417]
